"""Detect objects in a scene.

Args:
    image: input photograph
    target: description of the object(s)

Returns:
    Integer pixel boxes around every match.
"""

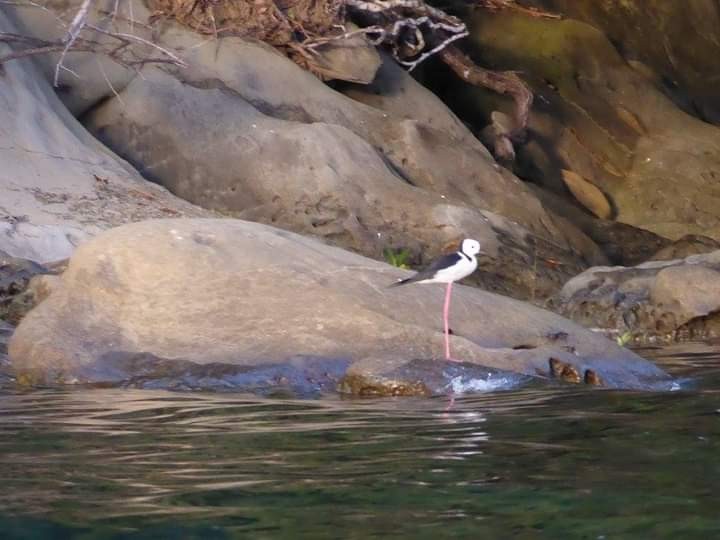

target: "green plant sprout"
[616,331,632,347]
[383,247,412,270]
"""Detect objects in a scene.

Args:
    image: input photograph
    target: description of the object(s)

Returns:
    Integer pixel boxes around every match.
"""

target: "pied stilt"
[391,239,482,361]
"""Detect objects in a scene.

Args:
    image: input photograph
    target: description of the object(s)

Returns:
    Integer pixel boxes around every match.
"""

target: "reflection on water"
[1,344,720,539]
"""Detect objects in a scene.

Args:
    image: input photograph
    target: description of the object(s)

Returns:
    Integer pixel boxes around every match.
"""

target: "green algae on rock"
[446,7,720,243]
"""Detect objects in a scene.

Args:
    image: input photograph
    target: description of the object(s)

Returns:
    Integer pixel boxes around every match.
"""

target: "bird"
[391,239,482,361]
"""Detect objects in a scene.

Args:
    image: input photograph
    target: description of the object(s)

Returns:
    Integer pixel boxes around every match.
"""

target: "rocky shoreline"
[2,0,720,395]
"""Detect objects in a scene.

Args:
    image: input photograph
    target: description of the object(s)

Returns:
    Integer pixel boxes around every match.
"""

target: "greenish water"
[1,344,720,539]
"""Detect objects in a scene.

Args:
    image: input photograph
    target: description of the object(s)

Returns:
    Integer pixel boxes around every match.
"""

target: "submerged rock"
[550,251,720,343]
[9,219,669,394]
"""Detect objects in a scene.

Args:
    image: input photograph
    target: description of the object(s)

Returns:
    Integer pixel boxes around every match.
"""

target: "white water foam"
[446,373,519,394]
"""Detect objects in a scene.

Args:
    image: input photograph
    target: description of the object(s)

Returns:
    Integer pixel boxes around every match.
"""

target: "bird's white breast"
[421,255,477,284]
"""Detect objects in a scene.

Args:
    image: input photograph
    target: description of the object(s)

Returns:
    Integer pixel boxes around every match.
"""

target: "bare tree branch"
[0,0,187,81]
[54,0,94,85]
[440,44,533,139]
[0,0,536,149]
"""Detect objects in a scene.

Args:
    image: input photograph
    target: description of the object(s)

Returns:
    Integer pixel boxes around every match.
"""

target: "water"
[1,344,720,539]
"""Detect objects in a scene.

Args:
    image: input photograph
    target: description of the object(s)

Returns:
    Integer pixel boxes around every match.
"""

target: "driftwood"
[0,0,541,140]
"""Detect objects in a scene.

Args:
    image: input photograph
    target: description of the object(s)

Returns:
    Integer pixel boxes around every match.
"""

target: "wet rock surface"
[550,251,720,343]
[72,353,352,397]
[9,219,669,394]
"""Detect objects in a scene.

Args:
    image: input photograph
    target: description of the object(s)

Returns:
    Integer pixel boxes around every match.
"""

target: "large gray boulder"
[80,21,607,301]
[0,10,211,264]
[9,219,669,394]
[550,251,720,343]
[4,0,609,300]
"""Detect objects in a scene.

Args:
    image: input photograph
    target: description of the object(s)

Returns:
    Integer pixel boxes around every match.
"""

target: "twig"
[440,44,533,137]
[304,25,385,49]
[399,29,467,71]
[86,23,188,67]
[54,0,94,86]
[477,0,561,19]
[0,43,85,63]
[95,55,125,106]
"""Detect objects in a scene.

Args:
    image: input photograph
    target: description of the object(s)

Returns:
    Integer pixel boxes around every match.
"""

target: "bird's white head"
[461,238,481,257]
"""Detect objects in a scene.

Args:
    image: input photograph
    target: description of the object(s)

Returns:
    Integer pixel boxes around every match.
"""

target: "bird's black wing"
[390,252,462,286]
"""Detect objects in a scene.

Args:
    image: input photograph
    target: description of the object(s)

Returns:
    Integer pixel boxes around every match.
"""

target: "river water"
[1,344,719,539]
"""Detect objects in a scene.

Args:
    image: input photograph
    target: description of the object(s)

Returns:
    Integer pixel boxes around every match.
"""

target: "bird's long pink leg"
[443,282,453,360]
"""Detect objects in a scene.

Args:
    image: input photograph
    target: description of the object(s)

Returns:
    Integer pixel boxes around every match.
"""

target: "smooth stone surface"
[79,20,606,301]
[338,50,473,141]
[4,0,150,115]
[310,33,382,83]
[560,169,612,220]
[4,0,609,300]
[9,219,669,393]
[550,250,720,342]
[0,10,212,264]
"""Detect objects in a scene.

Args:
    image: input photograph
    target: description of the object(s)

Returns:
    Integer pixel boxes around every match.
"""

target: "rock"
[651,265,720,323]
[80,22,608,301]
[4,274,62,327]
[0,320,13,382]
[528,184,670,265]
[338,51,474,140]
[0,9,213,264]
[5,0,608,299]
[0,320,14,355]
[0,251,47,325]
[525,0,720,124]
[310,33,382,83]
[446,10,720,241]
[550,250,720,343]
[649,235,720,262]
[560,169,612,219]
[4,0,150,115]
[9,219,669,393]
[0,248,62,326]
[480,111,517,163]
